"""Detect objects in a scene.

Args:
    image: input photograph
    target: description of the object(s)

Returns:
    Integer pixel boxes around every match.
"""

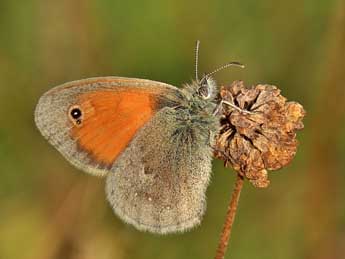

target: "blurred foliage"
[0,0,344,259]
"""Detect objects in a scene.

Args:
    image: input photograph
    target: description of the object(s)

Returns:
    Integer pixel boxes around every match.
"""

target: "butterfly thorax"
[168,79,220,147]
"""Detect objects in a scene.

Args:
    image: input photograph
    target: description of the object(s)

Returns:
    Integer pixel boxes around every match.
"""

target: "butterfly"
[34,41,244,234]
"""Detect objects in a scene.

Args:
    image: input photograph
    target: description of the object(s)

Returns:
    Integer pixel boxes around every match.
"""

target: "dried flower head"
[214,81,306,188]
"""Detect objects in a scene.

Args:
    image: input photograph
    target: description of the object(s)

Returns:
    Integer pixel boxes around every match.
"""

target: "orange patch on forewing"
[70,89,159,167]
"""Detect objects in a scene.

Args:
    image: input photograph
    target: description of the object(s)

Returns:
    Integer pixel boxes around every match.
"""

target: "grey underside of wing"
[34,77,179,177]
[105,107,213,234]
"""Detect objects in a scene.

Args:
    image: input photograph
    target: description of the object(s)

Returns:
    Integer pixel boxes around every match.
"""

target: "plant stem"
[214,173,244,259]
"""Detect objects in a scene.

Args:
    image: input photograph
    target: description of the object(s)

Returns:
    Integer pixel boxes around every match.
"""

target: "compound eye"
[198,83,211,99]
[68,105,83,126]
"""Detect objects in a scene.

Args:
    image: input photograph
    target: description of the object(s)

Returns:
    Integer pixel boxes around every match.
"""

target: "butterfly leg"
[213,100,254,116]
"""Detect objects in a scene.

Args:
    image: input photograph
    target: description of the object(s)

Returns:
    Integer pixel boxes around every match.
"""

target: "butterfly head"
[192,40,244,101]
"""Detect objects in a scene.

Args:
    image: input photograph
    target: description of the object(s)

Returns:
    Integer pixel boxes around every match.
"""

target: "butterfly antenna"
[195,40,200,81]
[205,61,245,78]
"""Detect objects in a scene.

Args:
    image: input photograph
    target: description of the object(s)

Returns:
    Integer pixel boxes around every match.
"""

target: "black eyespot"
[70,108,82,120]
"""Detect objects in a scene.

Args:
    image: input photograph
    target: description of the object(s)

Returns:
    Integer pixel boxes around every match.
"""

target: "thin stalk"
[214,173,244,259]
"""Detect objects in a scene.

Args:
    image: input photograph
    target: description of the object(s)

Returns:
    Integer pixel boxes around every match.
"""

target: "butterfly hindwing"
[105,106,214,234]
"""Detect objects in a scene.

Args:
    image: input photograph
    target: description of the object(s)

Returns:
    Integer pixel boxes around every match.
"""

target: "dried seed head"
[214,81,306,188]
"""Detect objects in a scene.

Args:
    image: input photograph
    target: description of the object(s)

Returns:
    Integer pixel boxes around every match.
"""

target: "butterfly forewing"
[35,77,180,176]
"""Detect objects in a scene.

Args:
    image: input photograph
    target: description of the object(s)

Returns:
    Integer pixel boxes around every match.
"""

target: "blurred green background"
[1,0,344,259]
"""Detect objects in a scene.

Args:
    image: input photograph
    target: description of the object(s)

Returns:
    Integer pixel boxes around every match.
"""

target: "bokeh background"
[1,0,344,259]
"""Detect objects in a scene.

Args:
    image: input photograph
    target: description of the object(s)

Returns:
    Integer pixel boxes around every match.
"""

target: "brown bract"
[214,81,306,188]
